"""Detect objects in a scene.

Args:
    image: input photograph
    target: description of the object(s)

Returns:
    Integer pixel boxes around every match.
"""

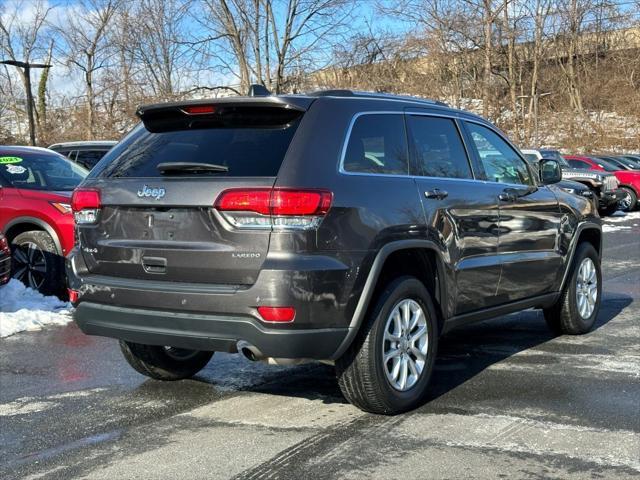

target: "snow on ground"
[607,211,640,222]
[602,210,640,232]
[0,280,72,338]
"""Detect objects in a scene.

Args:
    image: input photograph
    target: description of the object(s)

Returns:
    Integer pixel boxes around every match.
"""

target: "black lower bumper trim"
[74,302,348,360]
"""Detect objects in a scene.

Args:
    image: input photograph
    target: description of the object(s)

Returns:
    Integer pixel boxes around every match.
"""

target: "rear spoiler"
[136,97,311,133]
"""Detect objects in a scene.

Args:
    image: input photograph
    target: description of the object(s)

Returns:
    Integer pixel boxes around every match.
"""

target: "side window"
[407,116,472,179]
[568,159,589,169]
[343,114,409,175]
[465,123,533,185]
[76,150,106,169]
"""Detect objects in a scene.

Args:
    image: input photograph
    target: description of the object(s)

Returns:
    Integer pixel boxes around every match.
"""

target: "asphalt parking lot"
[1,215,639,480]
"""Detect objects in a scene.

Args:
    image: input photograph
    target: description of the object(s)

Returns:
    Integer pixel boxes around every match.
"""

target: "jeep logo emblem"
[137,185,166,200]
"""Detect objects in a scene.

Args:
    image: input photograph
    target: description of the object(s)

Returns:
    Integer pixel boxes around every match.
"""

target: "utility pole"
[1,60,51,146]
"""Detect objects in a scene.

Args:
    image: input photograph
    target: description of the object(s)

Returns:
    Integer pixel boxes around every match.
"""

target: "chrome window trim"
[338,110,482,182]
[338,111,408,177]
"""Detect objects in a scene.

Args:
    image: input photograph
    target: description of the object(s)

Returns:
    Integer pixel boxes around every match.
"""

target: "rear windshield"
[0,151,88,191]
[90,107,303,179]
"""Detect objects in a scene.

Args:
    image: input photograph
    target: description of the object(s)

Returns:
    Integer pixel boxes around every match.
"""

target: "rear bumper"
[74,302,348,359]
[67,247,362,360]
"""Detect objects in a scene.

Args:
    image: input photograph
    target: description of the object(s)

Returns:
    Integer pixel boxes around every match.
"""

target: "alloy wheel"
[619,191,632,211]
[382,299,429,391]
[12,242,48,290]
[576,257,598,319]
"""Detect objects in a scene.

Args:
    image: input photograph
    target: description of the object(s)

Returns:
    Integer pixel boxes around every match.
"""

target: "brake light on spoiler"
[71,188,101,225]
[215,188,332,230]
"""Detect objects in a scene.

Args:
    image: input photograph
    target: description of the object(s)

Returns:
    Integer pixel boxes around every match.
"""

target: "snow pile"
[606,211,640,222]
[602,210,640,232]
[603,224,632,232]
[0,280,72,338]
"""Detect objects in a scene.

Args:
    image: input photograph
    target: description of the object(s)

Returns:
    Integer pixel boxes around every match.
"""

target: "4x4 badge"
[137,185,166,200]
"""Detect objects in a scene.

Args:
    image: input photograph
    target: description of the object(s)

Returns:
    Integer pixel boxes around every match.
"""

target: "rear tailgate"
[76,100,308,286]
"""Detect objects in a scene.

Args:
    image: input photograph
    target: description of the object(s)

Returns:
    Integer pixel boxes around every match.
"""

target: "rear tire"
[119,341,214,380]
[618,186,637,212]
[10,230,63,297]
[544,243,601,335]
[336,276,438,415]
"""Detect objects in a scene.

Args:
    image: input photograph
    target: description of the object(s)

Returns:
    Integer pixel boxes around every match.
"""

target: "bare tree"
[54,0,121,139]
[192,0,353,93]
[0,0,53,144]
[120,0,193,100]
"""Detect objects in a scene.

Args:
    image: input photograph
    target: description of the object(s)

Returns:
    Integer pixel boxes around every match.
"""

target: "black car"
[0,233,10,286]
[48,141,117,170]
[67,90,602,414]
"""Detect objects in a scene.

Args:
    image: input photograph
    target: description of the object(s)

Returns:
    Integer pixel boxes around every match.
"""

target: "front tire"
[544,243,601,335]
[336,276,438,414]
[618,187,637,212]
[11,230,63,297]
[119,341,214,380]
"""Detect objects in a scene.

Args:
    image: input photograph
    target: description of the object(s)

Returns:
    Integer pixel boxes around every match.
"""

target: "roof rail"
[308,89,449,107]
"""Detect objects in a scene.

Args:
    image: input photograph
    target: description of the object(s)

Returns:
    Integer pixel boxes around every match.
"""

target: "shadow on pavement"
[215,293,632,408]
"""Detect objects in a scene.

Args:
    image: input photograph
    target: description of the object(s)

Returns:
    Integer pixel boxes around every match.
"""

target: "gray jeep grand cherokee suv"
[68,90,602,414]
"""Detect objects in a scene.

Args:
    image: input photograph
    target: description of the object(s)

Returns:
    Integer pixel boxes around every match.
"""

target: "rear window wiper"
[157,162,229,174]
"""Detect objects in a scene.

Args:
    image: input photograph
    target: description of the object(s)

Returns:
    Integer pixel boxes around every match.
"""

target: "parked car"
[0,233,10,286]
[68,90,602,414]
[521,149,621,215]
[600,155,640,171]
[48,141,117,170]
[0,146,88,295]
[555,179,596,205]
[565,155,640,211]
[617,155,640,168]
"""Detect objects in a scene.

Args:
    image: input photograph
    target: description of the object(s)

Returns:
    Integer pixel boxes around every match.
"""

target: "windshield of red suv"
[0,151,88,191]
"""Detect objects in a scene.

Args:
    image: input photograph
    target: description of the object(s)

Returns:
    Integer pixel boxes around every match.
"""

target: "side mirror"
[539,158,562,185]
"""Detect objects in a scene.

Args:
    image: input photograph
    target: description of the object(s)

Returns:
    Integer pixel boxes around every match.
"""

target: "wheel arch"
[559,222,602,292]
[4,217,63,256]
[331,240,447,360]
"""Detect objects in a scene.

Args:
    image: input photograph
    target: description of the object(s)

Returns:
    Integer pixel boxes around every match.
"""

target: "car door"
[463,121,563,303]
[407,112,504,315]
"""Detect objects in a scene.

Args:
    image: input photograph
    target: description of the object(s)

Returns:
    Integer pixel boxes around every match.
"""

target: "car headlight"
[51,202,72,214]
[562,188,576,194]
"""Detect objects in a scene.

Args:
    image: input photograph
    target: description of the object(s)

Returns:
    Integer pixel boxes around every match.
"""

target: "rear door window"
[343,114,409,175]
[407,115,472,179]
[91,106,303,178]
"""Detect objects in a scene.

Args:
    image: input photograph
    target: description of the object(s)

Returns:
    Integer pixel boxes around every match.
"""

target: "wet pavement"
[1,215,639,479]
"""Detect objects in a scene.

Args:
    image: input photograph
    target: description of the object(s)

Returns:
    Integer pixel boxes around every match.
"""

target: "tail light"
[257,306,296,323]
[215,188,332,230]
[0,236,10,255]
[68,289,80,304]
[71,188,101,225]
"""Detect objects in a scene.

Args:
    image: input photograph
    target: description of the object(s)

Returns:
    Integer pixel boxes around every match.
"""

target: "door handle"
[424,189,448,200]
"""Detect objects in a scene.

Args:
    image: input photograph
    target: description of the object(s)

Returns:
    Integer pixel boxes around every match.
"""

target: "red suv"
[565,155,640,211]
[0,146,88,295]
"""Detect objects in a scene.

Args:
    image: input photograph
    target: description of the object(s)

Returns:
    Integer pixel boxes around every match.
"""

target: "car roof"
[137,89,489,124]
[48,141,117,148]
[0,145,60,155]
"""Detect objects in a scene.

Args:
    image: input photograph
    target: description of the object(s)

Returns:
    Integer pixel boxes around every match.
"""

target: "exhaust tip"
[237,341,262,362]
